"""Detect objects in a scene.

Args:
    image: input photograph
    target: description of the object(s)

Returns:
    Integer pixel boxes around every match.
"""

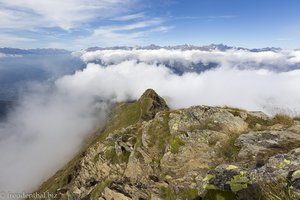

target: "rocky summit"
[31,89,300,200]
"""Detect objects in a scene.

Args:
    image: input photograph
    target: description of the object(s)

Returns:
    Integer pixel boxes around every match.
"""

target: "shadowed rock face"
[31,89,300,200]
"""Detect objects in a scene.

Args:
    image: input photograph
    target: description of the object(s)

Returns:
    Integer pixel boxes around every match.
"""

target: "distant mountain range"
[0,48,70,55]
[0,44,284,55]
[85,44,282,52]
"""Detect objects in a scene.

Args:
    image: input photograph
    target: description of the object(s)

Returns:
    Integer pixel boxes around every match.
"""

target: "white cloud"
[0,82,109,193]
[75,20,171,47]
[58,60,300,114]
[173,15,236,21]
[103,19,162,31]
[112,12,145,21]
[0,33,35,45]
[0,53,21,58]
[0,34,37,49]
[0,0,173,48]
[287,50,300,64]
[81,48,300,70]
[0,53,6,58]
[0,0,135,30]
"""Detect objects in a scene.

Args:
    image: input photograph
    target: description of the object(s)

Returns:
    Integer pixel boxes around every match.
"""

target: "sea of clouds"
[1,48,300,196]
[81,48,300,71]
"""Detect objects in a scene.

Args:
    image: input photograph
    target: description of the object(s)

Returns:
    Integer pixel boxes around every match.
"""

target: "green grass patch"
[293,116,300,121]
[97,92,167,144]
[204,189,237,200]
[103,102,142,135]
[93,153,100,163]
[258,176,297,200]
[103,145,131,164]
[218,134,240,162]
[160,186,176,200]
[246,113,294,130]
[90,180,112,200]
[271,114,294,127]
[222,106,246,112]
[179,188,199,200]
[147,112,171,152]
[245,115,270,130]
[104,146,118,164]
[169,137,185,154]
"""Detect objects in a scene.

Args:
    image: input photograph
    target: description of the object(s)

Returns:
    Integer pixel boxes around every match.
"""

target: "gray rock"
[235,130,300,167]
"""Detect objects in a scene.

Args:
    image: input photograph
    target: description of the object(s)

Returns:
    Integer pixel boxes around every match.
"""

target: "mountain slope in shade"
[31,89,300,200]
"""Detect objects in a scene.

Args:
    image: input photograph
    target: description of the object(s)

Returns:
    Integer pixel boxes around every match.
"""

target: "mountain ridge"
[30,89,300,200]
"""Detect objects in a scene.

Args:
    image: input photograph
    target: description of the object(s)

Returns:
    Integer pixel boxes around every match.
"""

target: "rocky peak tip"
[138,89,169,120]
[141,88,159,99]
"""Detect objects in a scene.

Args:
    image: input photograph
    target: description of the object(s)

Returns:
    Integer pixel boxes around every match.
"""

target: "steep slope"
[31,89,300,200]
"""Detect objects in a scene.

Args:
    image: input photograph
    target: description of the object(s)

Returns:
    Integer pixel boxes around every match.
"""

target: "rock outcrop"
[31,89,300,200]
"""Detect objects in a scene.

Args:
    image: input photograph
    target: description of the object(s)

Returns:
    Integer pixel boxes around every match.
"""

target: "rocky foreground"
[32,89,300,200]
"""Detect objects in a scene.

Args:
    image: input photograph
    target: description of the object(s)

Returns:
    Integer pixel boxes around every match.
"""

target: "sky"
[0,0,300,50]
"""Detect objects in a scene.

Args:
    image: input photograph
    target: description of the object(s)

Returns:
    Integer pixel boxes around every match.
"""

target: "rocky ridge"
[32,89,300,200]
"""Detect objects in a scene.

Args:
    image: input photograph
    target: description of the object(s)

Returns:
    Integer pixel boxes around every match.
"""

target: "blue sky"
[0,0,300,49]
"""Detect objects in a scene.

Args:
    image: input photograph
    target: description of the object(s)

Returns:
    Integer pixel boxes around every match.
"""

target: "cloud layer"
[0,82,109,193]
[60,59,300,114]
[81,48,300,71]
